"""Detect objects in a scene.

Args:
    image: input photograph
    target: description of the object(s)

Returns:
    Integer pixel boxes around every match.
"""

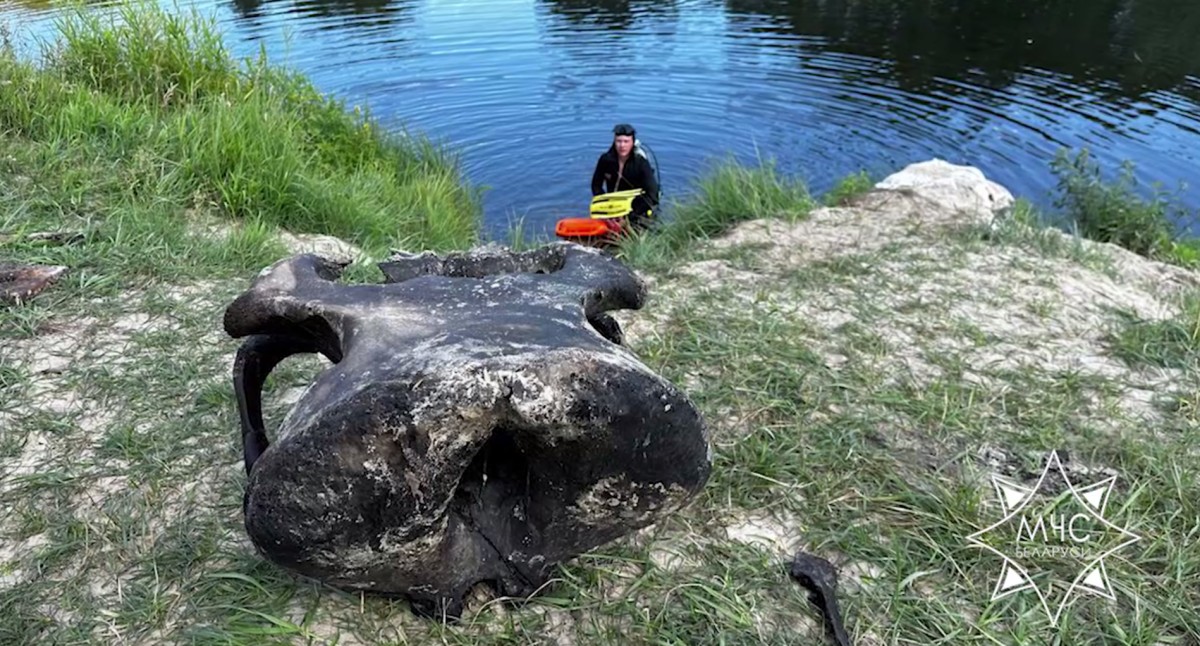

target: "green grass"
[0,134,291,302]
[944,198,1119,277]
[617,155,817,271]
[629,279,1200,644]
[823,169,874,207]
[0,1,480,257]
[1107,293,1200,370]
[1050,148,1199,267]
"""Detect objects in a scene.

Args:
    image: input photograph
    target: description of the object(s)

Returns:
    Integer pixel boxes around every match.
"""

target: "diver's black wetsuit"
[591,146,659,228]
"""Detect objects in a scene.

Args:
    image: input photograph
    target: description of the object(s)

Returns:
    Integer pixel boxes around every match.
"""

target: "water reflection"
[723,0,1200,101]
[536,0,684,67]
[540,0,678,30]
[2,0,58,10]
[228,0,414,26]
[2,0,111,13]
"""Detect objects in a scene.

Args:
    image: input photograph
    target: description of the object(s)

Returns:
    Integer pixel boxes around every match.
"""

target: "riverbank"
[5,151,1199,643]
[4,5,1200,646]
[0,3,481,266]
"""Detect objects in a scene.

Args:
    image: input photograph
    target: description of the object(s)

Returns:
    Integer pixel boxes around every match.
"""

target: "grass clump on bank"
[1108,292,1200,370]
[619,156,817,270]
[623,148,1200,276]
[0,1,480,256]
[1050,148,1200,267]
[822,169,873,207]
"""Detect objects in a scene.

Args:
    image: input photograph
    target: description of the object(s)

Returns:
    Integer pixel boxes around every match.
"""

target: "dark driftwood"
[224,243,712,618]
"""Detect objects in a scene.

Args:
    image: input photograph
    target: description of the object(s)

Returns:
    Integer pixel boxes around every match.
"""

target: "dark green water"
[4,0,1199,237]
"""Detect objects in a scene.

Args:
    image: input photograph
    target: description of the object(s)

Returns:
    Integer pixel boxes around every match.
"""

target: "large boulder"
[223,243,712,618]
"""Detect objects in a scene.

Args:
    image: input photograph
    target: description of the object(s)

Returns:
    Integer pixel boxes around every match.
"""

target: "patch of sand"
[277,231,364,265]
[723,510,805,557]
[0,532,50,590]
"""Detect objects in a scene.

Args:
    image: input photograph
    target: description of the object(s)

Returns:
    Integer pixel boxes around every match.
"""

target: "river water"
[3,0,1199,239]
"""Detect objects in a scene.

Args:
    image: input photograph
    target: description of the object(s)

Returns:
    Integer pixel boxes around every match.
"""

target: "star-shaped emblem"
[967,451,1141,627]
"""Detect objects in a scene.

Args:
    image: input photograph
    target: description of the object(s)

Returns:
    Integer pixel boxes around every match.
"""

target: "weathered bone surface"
[223,243,712,618]
[0,261,67,305]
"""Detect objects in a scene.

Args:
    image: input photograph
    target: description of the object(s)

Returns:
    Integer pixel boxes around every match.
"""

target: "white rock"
[875,158,1015,221]
[277,232,363,264]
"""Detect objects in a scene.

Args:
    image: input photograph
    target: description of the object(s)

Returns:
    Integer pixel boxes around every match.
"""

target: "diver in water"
[591,123,659,229]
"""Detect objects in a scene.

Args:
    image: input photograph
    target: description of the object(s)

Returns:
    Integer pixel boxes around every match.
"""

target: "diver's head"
[612,123,636,159]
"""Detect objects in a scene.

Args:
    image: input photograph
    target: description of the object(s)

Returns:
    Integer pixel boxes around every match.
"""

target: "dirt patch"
[0,532,50,590]
[707,171,1000,269]
[186,214,364,265]
[277,231,364,265]
[723,509,806,557]
[540,607,579,646]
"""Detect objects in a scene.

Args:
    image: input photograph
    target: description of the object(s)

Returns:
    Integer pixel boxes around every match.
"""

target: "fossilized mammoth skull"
[223,243,712,618]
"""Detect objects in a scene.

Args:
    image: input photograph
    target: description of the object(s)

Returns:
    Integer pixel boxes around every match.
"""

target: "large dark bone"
[223,243,712,619]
